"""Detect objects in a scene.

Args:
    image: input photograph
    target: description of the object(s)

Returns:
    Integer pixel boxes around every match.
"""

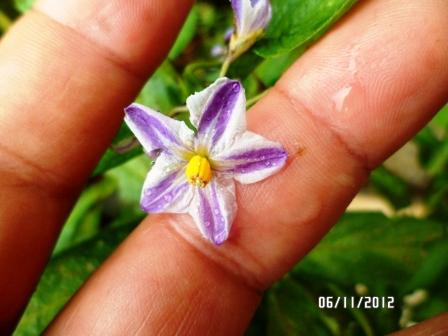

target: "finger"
[0,0,192,331]
[388,312,448,335]
[47,0,448,334]
[229,0,448,285]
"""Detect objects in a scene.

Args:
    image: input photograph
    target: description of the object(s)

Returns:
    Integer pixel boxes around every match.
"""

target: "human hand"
[0,0,447,335]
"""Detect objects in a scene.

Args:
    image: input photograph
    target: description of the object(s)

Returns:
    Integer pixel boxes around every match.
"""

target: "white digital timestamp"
[318,296,395,309]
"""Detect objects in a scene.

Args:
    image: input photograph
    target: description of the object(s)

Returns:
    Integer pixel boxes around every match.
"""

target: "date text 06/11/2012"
[318,296,395,309]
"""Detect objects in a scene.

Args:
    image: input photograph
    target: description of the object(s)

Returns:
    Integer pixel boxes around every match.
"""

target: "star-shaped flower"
[124,78,287,245]
[229,0,272,58]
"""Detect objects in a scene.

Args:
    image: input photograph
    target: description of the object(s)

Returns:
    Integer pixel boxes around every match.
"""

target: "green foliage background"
[1,0,447,335]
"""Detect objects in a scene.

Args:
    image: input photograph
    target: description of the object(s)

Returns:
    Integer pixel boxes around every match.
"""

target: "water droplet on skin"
[214,208,220,215]
[264,161,272,167]
[205,221,211,228]
[332,86,352,113]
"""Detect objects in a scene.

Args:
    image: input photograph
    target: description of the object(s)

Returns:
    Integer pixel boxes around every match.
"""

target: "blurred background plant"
[1,0,447,335]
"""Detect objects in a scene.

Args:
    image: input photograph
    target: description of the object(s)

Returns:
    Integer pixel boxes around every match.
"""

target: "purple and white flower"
[229,0,272,58]
[231,0,272,38]
[125,78,287,245]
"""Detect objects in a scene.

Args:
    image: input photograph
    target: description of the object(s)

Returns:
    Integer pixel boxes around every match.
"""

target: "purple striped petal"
[198,81,240,142]
[140,153,194,214]
[214,131,288,184]
[125,103,194,158]
[231,0,243,31]
[142,179,191,213]
[187,78,246,153]
[189,176,236,245]
[228,147,288,173]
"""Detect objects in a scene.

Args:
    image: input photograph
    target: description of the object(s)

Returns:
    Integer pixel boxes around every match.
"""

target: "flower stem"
[246,89,270,108]
[219,54,232,78]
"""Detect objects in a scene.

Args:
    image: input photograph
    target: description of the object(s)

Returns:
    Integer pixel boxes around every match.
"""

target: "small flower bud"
[229,0,272,58]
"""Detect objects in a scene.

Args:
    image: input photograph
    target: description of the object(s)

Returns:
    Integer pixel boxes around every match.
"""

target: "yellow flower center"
[186,155,212,188]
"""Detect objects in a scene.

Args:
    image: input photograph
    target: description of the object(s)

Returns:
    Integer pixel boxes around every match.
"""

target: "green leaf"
[369,166,411,209]
[413,292,448,322]
[242,74,261,100]
[93,61,185,176]
[13,0,34,13]
[265,276,338,336]
[107,154,152,205]
[228,52,264,80]
[0,10,12,33]
[403,242,448,294]
[255,0,358,58]
[248,213,447,335]
[430,104,448,130]
[53,177,117,255]
[183,60,221,93]
[168,6,198,60]
[427,141,448,177]
[255,49,301,86]
[137,61,186,112]
[197,2,219,32]
[296,213,445,289]
[15,224,136,336]
[93,146,143,177]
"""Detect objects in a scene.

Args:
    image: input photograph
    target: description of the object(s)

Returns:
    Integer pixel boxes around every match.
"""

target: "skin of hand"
[0,0,447,334]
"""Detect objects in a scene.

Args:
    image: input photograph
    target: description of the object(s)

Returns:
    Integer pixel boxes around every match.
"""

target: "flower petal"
[189,175,236,245]
[213,131,288,184]
[231,0,272,37]
[140,153,194,213]
[231,0,244,32]
[186,78,246,153]
[125,103,194,158]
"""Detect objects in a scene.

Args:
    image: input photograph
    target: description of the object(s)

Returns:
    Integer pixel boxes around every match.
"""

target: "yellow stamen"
[186,155,212,188]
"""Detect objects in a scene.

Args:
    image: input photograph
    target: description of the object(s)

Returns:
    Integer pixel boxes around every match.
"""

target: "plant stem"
[219,54,232,77]
[246,89,270,108]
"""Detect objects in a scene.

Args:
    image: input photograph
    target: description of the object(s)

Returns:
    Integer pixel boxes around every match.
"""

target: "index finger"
[47,0,448,334]
[0,0,192,331]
